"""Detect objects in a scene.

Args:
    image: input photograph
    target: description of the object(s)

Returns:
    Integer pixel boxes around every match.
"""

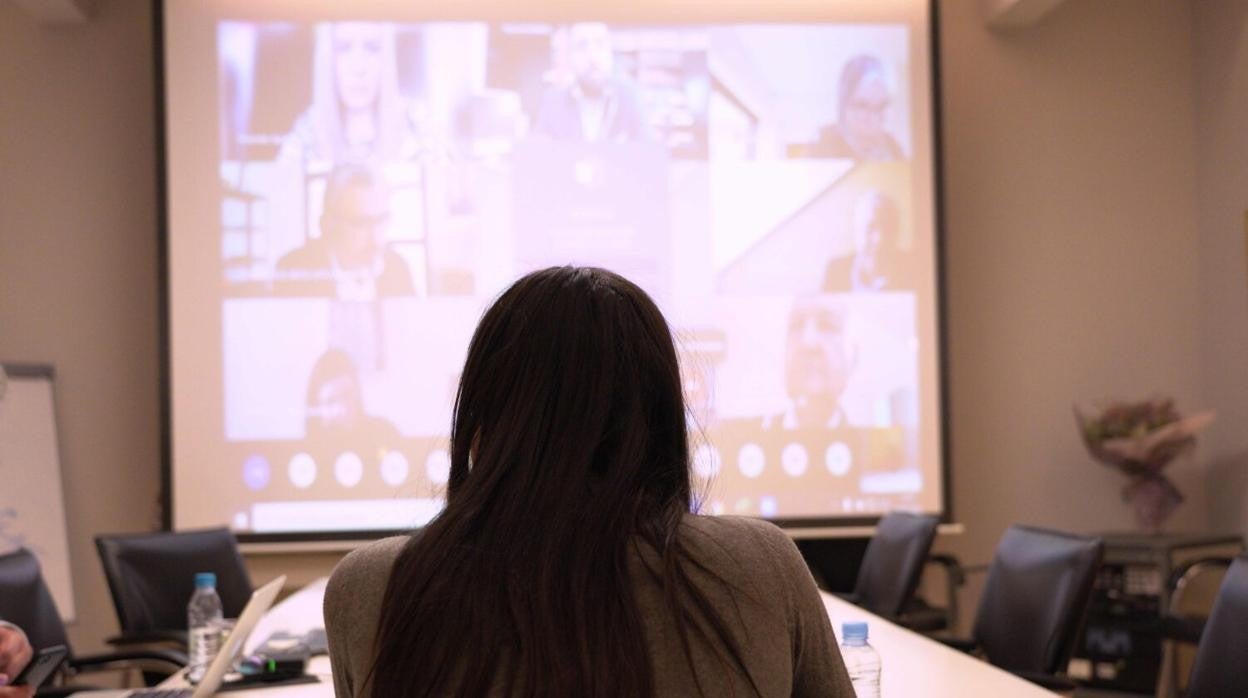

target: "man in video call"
[823,189,910,292]
[766,294,859,431]
[274,164,416,299]
[532,22,650,144]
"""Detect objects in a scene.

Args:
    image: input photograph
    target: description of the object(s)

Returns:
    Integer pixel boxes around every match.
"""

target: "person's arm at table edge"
[0,621,33,697]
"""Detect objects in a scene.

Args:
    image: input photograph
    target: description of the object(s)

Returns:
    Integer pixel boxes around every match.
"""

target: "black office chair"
[1185,554,1248,698]
[95,528,253,648]
[838,512,938,619]
[0,548,185,696]
[939,525,1103,693]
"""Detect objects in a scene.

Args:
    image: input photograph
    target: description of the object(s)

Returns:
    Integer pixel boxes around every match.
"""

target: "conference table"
[187,578,1056,697]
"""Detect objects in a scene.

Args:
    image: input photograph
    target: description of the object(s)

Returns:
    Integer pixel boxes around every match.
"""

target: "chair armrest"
[1160,613,1206,644]
[70,648,188,673]
[1165,556,1234,634]
[1011,670,1078,695]
[923,554,967,634]
[927,554,966,587]
[1167,556,1234,594]
[106,630,188,648]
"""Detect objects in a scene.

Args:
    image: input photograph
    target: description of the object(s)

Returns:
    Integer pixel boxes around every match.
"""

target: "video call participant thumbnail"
[824,190,911,292]
[813,54,905,161]
[287,21,425,164]
[305,348,401,459]
[274,164,416,299]
[767,294,859,431]
[533,23,652,144]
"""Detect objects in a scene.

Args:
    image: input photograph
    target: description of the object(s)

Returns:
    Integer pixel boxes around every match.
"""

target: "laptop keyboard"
[129,690,192,697]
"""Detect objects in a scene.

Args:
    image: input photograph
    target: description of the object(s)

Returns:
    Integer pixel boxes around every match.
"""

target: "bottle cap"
[195,572,217,589]
[842,621,869,642]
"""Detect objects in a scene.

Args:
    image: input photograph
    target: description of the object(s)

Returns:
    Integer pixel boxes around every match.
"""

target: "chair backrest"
[852,512,939,617]
[0,549,71,651]
[95,528,253,635]
[1186,554,1248,698]
[972,525,1103,675]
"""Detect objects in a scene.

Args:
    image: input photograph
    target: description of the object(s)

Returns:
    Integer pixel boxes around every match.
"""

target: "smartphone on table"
[10,644,68,691]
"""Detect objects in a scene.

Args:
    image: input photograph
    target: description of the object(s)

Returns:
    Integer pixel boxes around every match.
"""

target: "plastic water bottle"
[841,621,881,698]
[187,572,224,681]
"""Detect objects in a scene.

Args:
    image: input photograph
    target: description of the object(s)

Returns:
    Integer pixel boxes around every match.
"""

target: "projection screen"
[163,0,947,539]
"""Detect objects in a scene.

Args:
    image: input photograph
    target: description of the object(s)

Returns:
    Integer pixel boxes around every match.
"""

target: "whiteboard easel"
[0,364,75,621]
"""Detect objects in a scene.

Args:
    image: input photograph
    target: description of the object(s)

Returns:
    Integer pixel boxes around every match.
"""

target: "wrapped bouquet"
[1075,398,1214,533]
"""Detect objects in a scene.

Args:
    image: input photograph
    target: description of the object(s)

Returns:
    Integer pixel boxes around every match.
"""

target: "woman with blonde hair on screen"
[323,266,854,697]
[286,21,424,164]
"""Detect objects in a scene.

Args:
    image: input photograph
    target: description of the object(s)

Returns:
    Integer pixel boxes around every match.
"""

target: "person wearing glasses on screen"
[812,54,905,161]
[766,294,860,431]
[823,189,911,292]
[532,23,651,144]
[273,164,415,299]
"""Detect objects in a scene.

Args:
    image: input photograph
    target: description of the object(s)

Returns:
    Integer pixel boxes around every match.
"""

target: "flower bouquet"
[1075,398,1214,534]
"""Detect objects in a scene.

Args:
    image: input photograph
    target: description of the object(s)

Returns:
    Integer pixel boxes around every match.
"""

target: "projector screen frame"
[154,0,953,543]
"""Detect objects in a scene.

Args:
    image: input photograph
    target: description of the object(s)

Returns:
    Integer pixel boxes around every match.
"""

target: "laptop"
[71,575,288,697]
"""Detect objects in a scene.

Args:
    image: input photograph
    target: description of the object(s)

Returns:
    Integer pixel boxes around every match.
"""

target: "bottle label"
[189,625,224,673]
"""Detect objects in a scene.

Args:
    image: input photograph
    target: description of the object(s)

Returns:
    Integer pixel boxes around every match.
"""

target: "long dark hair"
[368,267,755,697]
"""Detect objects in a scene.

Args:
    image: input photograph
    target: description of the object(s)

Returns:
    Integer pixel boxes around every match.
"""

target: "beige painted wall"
[933,0,1210,619]
[0,1,161,651]
[1191,1,1248,538]
[0,0,1239,652]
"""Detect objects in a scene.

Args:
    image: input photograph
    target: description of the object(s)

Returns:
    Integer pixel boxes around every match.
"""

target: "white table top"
[820,593,1055,697]
[184,577,1055,697]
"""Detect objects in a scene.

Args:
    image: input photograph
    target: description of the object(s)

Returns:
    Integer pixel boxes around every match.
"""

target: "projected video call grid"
[211,21,926,532]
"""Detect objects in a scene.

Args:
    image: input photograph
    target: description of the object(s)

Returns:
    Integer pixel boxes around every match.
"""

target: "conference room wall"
[0,0,1233,652]
[933,0,1211,627]
[1191,1,1248,539]
[0,2,161,653]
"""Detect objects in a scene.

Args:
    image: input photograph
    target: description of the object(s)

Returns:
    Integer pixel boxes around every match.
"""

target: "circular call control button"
[693,445,722,479]
[781,443,809,478]
[825,442,853,477]
[426,449,452,485]
[288,453,317,489]
[334,451,364,488]
[242,455,270,492]
[380,450,410,487]
[737,443,766,479]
